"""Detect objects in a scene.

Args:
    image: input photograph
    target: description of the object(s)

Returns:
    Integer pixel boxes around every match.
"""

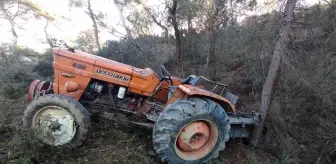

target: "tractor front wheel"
[23,94,91,148]
[153,98,230,164]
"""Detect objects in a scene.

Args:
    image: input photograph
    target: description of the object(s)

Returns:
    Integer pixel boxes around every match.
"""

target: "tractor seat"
[181,75,198,85]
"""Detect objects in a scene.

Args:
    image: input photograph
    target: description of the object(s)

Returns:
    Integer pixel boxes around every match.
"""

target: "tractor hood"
[52,48,133,75]
[53,48,97,65]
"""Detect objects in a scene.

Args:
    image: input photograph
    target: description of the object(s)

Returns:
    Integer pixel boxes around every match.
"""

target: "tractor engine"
[81,81,164,120]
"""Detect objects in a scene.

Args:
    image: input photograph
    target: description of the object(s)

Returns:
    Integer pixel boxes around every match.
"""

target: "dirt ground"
[0,95,274,164]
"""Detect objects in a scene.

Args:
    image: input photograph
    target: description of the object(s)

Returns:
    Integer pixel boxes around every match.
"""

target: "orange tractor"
[24,48,258,163]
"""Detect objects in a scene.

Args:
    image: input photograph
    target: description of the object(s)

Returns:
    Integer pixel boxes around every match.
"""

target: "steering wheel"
[160,65,173,85]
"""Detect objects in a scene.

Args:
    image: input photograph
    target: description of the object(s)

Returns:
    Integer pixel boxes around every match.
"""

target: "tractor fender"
[178,85,236,114]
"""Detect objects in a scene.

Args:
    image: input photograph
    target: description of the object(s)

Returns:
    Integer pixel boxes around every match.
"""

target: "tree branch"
[109,29,156,68]
[143,6,169,40]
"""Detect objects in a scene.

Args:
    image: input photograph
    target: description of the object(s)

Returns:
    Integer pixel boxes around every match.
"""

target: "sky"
[0,0,322,52]
[0,0,123,52]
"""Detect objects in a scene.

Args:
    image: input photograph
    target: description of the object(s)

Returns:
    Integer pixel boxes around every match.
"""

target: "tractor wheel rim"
[32,106,76,146]
[174,120,218,161]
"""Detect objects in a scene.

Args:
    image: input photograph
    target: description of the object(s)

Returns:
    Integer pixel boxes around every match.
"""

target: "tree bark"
[170,0,184,77]
[87,0,101,52]
[251,0,298,146]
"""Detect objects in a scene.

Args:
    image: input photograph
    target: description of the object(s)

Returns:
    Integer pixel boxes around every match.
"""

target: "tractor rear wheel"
[23,94,90,148]
[153,98,230,164]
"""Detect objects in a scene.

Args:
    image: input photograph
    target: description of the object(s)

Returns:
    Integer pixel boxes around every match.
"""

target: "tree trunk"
[251,0,297,146]
[87,0,101,52]
[10,21,18,47]
[44,21,54,49]
[205,1,219,70]
[206,24,216,70]
[187,9,192,34]
[170,0,183,77]
[113,0,133,39]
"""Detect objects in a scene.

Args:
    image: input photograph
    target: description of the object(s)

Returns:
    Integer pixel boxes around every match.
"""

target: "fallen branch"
[316,140,329,164]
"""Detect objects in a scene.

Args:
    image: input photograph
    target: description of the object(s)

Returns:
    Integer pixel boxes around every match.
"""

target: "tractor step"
[227,112,259,138]
[228,112,259,126]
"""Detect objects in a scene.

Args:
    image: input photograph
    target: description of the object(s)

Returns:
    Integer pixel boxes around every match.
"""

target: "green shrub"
[33,50,54,78]
[1,71,34,99]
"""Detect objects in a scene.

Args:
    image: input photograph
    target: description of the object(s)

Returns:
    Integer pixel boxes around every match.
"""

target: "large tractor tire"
[153,98,230,164]
[23,94,91,148]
